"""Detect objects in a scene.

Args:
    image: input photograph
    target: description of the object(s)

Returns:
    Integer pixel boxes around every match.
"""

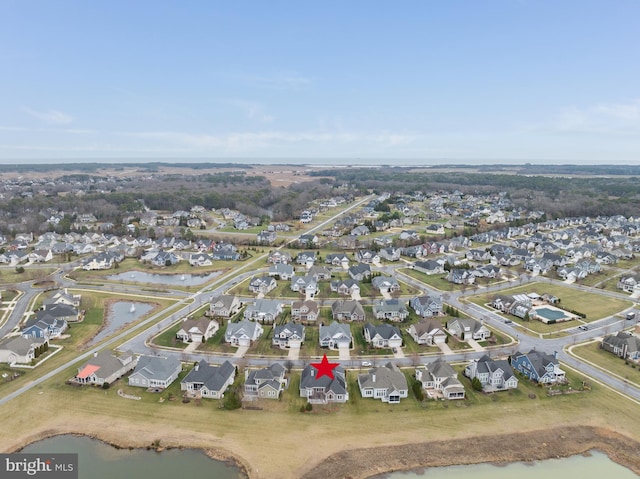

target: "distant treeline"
[0,162,253,173]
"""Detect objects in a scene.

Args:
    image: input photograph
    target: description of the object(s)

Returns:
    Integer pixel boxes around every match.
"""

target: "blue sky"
[1,1,639,164]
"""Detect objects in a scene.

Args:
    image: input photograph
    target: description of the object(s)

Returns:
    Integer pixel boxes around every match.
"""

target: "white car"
[361,361,372,367]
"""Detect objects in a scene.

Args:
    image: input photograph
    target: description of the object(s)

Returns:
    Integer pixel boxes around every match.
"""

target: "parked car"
[362,361,372,367]
[578,325,589,331]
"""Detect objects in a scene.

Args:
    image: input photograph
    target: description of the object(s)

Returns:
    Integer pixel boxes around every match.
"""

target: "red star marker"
[311,354,339,380]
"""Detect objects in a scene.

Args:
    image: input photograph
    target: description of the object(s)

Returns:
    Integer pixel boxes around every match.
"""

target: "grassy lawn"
[0,267,57,284]
[153,321,186,349]
[398,268,458,291]
[299,326,339,358]
[571,341,640,387]
[1,289,19,302]
[196,327,236,354]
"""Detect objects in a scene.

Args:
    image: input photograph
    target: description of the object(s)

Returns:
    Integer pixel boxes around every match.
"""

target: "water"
[107,270,219,286]
[379,450,638,478]
[87,301,155,346]
[20,435,243,479]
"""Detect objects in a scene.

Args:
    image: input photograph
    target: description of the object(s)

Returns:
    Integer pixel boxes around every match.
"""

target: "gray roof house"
[243,299,283,323]
[290,275,319,296]
[225,319,264,347]
[464,354,518,392]
[372,299,409,321]
[272,322,305,349]
[268,263,294,280]
[0,336,48,365]
[371,276,400,292]
[406,320,447,346]
[416,359,465,400]
[128,355,182,389]
[358,362,408,404]
[363,323,402,349]
[447,318,491,341]
[319,321,352,349]
[176,318,219,343]
[410,294,443,318]
[248,275,277,294]
[244,363,287,400]
[208,294,241,318]
[348,263,372,281]
[74,350,138,386]
[330,278,361,296]
[331,300,365,322]
[413,260,444,275]
[299,364,348,404]
[601,332,640,360]
[180,360,235,399]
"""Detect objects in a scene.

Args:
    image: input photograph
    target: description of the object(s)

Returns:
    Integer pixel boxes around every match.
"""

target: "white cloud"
[22,107,74,125]
[552,99,640,135]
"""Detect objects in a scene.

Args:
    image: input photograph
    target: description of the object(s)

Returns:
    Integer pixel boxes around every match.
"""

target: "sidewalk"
[467,338,486,352]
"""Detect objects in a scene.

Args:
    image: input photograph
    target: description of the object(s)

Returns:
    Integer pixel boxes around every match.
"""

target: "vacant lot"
[571,341,640,389]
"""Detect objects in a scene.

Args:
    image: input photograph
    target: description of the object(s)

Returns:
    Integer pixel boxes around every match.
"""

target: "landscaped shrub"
[471,377,483,392]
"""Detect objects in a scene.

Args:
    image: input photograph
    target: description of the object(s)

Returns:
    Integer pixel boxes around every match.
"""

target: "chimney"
[194,362,199,372]
[93,351,98,357]
[372,373,376,382]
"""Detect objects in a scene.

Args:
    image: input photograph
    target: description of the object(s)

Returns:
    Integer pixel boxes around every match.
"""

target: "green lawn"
[0,267,57,285]
[153,321,186,349]
[571,341,640,388]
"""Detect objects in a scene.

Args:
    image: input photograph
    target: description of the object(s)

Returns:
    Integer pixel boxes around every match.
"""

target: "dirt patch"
[299,426,640,479]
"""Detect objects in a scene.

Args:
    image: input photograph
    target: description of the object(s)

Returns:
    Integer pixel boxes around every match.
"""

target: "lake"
[107,270,220,286]
[86,301,155,346]
[378,450,638,478]
[20,435,244,479]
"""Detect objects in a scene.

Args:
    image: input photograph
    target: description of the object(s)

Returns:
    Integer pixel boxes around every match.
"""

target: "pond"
[20,435,244,479]
[106,270,220,286]
[86,301,155,346]
[377,450,638,479]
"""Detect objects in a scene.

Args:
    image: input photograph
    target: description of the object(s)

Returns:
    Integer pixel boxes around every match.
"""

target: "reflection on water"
[21,435,243,479]
[87,301,155,346]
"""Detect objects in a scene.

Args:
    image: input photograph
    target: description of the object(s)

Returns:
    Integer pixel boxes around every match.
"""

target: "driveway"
[351,291,362,301]
[233,345,250,358]
[467,338,485,352]
[393,347,405,359]
[338,344,350,360]
[437,342,454,355]
[287,345,300,360]
[184,342,199,353]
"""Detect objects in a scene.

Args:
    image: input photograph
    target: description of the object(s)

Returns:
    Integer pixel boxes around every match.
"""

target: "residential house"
[189,253,213,267]
[244,363,286,400]
[378,247,401,262]
[248,276,277,294]
[371,276,400,293]
[268,263,294,280]
[0,336,48,364]
[208,294,241,318]
[319,321,352,349]
[410,294,443,318]
[82,251,118,270]
[413,260,444,275]
[464,354,518,391]
[350,225,370,236]
[348,263,371,281]
[43,289,81,309]
[180,360,235,399]
[176,318,219,343]
[74,350,138,386]
[21,313,68,340]
[358,362,408,404]
[243,299,283,323]
[601,332,640,360]
[331,300,365,322]
[447,269,476,285]
[447,318,491,341]
[308,265,332,281]
[272,322,305,349]
[257,230,277,245]
[363,323,402,349]
[330,278,361,296]
[296,251,316,266]
[128,355,182,390]
[225,319,264,346]
[325,253,350,268]
[617,274,640,293]
[299,364,348,404]
[267,250,292,264]
[29,249,53,263]
[406,320,447,346]
[291,300,319,322]
[416,359,465,399]
[372,299,409,321]
[211,243,240,261]
[510,350,566,384]
[355,250,379,264]
[290,275,319,297]
[150,251,180,267]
